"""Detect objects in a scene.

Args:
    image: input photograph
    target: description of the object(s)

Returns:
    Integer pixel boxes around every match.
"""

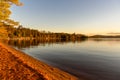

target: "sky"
[10,0,120,35]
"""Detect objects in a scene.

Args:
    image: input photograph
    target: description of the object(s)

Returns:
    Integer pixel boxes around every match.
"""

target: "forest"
[0,0,87,40]
[1,24,87,40]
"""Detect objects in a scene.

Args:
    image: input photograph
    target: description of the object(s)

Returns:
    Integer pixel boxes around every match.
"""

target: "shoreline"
[0,42,79,80]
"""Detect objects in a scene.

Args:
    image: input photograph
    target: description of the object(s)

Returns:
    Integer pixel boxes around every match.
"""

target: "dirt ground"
[0,42,79,80]
[0,45,45,80]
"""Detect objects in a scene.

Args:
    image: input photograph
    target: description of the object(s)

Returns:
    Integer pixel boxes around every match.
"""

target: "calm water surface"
[7,39,120,80]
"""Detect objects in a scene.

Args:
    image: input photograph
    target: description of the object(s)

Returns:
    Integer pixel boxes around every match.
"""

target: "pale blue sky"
[10,0,120,35]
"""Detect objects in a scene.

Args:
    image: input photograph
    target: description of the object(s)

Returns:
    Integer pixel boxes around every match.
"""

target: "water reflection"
[4,38,87,49]
[4,38,120,80]
[89,38,120,42]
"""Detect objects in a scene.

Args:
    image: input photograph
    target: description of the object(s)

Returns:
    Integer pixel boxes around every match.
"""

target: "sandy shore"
[0,42,79,80]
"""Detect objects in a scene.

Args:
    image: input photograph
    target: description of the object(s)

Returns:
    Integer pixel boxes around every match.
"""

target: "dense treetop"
[0,0,21,37]
[0,0,22,26]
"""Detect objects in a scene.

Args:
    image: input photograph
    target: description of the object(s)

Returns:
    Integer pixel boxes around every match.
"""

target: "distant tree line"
[90,35,120,38]
[1,24,87,40]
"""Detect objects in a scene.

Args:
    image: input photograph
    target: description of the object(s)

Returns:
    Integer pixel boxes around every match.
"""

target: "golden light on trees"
[0,0,22,38]
[0,0,22,26]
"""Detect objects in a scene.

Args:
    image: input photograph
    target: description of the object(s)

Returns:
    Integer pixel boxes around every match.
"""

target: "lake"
[6,38,120,80]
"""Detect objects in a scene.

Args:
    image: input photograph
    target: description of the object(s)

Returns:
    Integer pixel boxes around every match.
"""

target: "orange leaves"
[0,0,22,26]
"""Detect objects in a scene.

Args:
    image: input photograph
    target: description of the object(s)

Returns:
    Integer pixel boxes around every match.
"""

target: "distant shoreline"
[0,42,79,80]
[1,35,120,41]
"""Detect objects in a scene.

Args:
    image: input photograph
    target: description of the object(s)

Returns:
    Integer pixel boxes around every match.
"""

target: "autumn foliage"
[0,0,22,37]
[0,0,87,40]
